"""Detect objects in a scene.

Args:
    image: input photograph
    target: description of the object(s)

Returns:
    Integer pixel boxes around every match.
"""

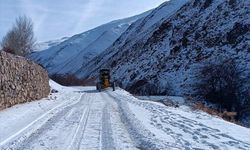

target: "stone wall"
[0,51,50,110]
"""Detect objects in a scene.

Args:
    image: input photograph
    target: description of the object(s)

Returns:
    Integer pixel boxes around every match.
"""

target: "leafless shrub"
[192,102,221,116]
[1,15,36,56]
[127,79,173,96]
[192,102,238,123]
[195,58,241,112]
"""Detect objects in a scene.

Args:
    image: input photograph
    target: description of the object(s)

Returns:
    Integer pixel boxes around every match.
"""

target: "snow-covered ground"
[113,90,250,149]
[0,84,250,150]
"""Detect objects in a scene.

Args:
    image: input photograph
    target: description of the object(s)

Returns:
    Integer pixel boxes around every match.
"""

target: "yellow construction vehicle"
[96,69,115,92]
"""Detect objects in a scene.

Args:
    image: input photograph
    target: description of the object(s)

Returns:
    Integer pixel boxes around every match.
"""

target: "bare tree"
[195,58,241,112]
[1,15,36,56]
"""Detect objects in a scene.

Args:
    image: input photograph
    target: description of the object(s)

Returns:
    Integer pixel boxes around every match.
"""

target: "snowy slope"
[79,0,250,96]
[30,11,150,75]
[0,87,249,149]
[76,0,190,78]
[34,37,69,52]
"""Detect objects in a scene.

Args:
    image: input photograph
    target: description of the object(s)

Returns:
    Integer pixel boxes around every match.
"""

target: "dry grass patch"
[192,102,239,124]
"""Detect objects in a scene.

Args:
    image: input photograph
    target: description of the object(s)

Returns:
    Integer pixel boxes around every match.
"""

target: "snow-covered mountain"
[30,11,150,75]
[34,37,69,52]
[79,0,250,96]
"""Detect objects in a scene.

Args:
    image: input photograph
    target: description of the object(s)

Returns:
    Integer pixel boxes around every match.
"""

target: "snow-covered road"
[0,83,250,150]
[0,86,136,150]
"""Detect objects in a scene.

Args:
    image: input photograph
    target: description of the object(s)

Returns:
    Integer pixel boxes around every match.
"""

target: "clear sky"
[0,0,167,42]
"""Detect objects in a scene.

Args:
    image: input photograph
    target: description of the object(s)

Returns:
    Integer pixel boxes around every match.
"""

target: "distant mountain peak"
[30,10,150,76]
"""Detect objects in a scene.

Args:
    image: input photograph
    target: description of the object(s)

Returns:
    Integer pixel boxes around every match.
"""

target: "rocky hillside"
[76,0,189,79]
[0,51,50,110]
[79,0,249,96]
[30,11,150,76]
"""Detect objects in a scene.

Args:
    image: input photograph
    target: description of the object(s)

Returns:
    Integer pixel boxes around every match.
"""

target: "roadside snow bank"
[0,80,81,147]
[49,80,76,92]
[112,88,250,149]
[137,96,186,106]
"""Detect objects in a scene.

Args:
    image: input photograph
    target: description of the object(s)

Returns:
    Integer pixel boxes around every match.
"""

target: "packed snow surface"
[0,84,250,149]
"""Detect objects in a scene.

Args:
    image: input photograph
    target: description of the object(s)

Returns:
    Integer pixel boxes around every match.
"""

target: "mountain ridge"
[30,10,151,75]
[79,0,249,97]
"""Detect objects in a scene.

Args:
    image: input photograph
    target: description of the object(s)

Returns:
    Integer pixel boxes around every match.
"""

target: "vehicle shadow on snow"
[74,87,115,94]
[75,89,99,94]
[83,90,100,93]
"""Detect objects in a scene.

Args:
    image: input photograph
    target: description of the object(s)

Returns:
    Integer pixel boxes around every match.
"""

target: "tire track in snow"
[107,91,171,150]
[102,91,138,150]
[67,94,92,150]
[101,99,115,150]
[15,94,88,150]
[0,94,82,149]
